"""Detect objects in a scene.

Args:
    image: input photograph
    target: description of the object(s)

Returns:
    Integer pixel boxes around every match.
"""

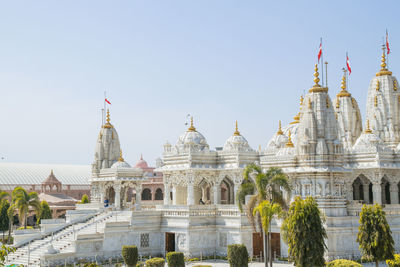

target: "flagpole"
[320,37,324,87]
[325,61,328,88]
[386,29,390,70]
[103,91,106,126]
[346,52,349,92]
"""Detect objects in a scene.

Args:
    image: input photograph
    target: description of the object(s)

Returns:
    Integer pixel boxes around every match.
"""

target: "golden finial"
[394,80,398,91]
[365,120,372,134]
[300,95,304,105]
[277,120,283,135]
[118,150,124,162]
[285,130,294,148]
[337,69,351,98]
[374,95,378,107]
[308,98,312,109]
[103,109,113,128]
[188,117,196,132]
[50,169,54,175]
[376,45,392,76]
[376,80,380,91]
[233,121,240,136]
[314,64,320,86]
[336,98,340,108]
[326,97,330,108]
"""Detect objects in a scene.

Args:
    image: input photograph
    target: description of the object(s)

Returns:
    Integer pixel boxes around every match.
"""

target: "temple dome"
[176,117,209,151]
[111,151,131,169]
[223,122,253,152]
[352,121,386,152]
[134,155,149,169]
[266,121,299,150]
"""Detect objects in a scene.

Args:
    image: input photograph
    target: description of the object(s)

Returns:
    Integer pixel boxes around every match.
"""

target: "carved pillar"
[164,184,170,205]
[363,184,370,204]
[187,184,194,205]
[372,183,382,204]
[234,184,239,204]
[213,185,219,205]
[135,185,142,210]
[390,183,399,204]
[115,185,121,209]
[172,187,177,205]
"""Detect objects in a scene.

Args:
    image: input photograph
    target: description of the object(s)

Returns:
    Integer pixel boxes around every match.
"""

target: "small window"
[141,233,150,248]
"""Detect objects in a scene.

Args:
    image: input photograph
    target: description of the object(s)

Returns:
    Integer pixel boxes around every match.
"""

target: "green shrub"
[227,244,248,267]
[17,226,33,230]
[80,194,90,204]
[136,262,145,267]
[122,245,138,267]
[166,252,185,267]
[387,254,400,267]
[145,257,165,267]
[326,259,362,267]
[188,258,199,261]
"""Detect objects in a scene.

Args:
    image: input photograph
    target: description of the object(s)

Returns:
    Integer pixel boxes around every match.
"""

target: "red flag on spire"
[386,30,390,54]
[318,41,322,63]
[105,98,111,105]
[346,55,352,75]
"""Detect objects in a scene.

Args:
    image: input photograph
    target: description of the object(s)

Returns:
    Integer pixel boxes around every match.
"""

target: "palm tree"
[7,205,15,244]
[11,187,41,229]
[0,190,9,201]
[236,164,291,267]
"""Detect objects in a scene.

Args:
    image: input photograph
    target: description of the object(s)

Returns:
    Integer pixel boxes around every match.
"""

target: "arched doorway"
[106,186,116,205]
[196,179,212,204]
[155,188,163,200]
[142,188,152,201]
[220,177,235,204]
[381,176,390,204]
[352,175,372,204]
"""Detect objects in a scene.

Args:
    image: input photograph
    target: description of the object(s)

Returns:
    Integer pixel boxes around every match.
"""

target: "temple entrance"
[252,232,264,259]
[106,187,115,205]
[270,233,281,259]
[165,232,175,253]
[220,177,235,204]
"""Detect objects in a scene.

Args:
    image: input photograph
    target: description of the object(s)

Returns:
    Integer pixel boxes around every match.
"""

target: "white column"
[363,184,370,204]
[135,186,142,210]
[115,186,121,209]
[234,184,239,204]
[164,184,170,205]
[172,187,177,205]
[372,183,382,204]
[390,183,399,204]
[213,185,219,205]
[187,184,194,205]
[100,188,105,205]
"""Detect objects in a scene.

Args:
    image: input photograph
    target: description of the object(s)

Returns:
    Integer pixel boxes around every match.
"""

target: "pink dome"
[134,154,148,169]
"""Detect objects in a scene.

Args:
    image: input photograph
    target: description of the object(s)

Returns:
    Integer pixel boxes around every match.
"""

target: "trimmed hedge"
[326,259,362,267]
[122,245,138,267]
[387,254,400,267]
[166,252,185,267]
[227,244,248,267]
[145,257,165,267]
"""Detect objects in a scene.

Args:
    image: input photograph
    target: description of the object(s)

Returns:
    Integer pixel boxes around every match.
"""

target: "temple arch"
[142,188,152,201]
[352,175,372,204]
[381,176,390,204]
[155,188,163,200]
[220,177,235,205]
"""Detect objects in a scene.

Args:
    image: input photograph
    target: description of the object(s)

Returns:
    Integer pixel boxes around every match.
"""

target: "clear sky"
[1,1,399,166]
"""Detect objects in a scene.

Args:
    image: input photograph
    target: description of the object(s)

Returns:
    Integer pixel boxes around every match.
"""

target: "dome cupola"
[134,154,149,169]
[223,121,253,152]
[111,150,131,169]
[176,117,209,152]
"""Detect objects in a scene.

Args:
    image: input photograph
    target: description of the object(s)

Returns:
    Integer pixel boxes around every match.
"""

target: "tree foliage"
[0,200,10,240]
[11,187,41,229]
[0,243,16,266]
[356,204,394,266]
[166,252,185,267]
[80,194,90,204]
[253,200,282,234]
[281,196,326,267]
[121,245,138,267]
[38,200,52,224]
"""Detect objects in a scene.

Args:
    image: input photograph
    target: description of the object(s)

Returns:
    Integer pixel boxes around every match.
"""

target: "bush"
[227,244,248,267]
[326,259,362,267]
[122,245,138,267]
[166,252,185,267]
[387,254,400,267]
[80,194,90,204]
[136,262,145,267]
[145,257,165,267]
[17,226,33,230]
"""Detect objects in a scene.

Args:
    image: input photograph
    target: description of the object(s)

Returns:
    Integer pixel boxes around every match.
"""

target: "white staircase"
[5,210,128,267]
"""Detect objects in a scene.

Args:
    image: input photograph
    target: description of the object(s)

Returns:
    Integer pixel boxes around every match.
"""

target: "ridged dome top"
[223,122,252,152]
[111,150,131,168]
[134,155,149,169]
[176,117,209,151]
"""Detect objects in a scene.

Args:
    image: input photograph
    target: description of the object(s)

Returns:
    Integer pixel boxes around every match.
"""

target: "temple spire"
[118,150,124,162]
[337,68,351,97]
[277,120,283,135]
[103,109,113,128]
[233,121,240,136]
[188,117,196,132]
[285,130,294,147]
[376,45,392,76]
[309,64,328,92]
[365,120,372,134]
